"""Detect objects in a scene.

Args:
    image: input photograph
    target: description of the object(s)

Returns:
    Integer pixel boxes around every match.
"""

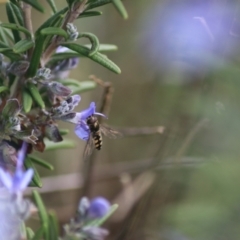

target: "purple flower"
[74,102,105,141]
[47,81,72,96]
[82,226,109,240]
[87,197,110,219]
[52,47,79,79]
[0,142,33,194]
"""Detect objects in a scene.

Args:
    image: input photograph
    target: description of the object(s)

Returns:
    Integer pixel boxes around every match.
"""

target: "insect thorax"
[86,115,100,132]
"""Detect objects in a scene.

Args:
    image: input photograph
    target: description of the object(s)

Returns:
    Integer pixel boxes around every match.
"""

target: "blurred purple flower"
[47,81,72,96]
[52,46,79,79]
[74,102,105,141]
[82,226,109,240]
[0,142,33,194]
[87,197,110,219]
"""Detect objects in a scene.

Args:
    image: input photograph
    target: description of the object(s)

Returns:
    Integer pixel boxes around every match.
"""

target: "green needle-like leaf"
[42,14,65,52]
[0,41,10,48]
[61,80,97,94]
[13,39,34,53]
[5,3,21,43]
[48,211,59,240]
[0,48,11,53]
[24,157,42,188]
[44,139,75,150]
[40,27,68,39]
[0,27,14,45]
[48,52,81,65]
[0,25,9,45]
[78,32,100,56]
[59,128,69,135]
[0,42,21,59]
[0,49,22,60]
[46,0,58,13]
[35,7,68,37]
[10,2,24,26]
[23,89,32,113]
[85,43,118,52]
[88,204,119,227]
[64,81,97,94]
[0,86,10,94]
[112,0,128,19]
[21,0,44,13]
[29,155,54,170]
[27,36,45,77]
[60,78,82,87]
[20,222,27,240]
[85,0,112,10]
[31,226,44,240]
[61,43,121,74]
[27,83,45,108]
[32,190,49,225]
[78,10,102,18]
[26,227,35,239]
[1,23,32,38]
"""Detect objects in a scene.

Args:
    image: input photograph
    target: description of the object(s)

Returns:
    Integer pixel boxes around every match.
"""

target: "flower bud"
[67,23,79,41]
[78,197,90,217]
[47,82,72,96]
[36,68,51,80]
[45,124,63,142]
[87,197,110,219]
[59,112,77,122]
[7,61,29,75]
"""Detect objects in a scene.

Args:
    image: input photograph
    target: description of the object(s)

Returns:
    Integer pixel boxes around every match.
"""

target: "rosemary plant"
[0,0,127,239]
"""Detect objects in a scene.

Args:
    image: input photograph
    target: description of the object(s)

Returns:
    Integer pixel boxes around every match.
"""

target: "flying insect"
[83,115,121,157]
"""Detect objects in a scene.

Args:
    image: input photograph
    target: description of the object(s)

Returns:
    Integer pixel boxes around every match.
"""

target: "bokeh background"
[3,0,240,239]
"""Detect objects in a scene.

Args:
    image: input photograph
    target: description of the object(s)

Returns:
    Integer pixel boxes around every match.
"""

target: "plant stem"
[22,2,33,60]
[42,0,88,65]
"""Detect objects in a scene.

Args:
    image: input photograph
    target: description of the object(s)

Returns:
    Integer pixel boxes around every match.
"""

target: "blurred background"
[3,0,240,239]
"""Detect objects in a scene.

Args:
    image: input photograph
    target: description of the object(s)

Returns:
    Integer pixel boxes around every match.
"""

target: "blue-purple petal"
[56,46,69,53]
[68,57,79,69]
[17,142,27,168]
[95,112,107,118]
[17,169,34,191]
[75,122,90,141]
[71,95,81,106]
[0,169,12,190]
[88,197,110,218]
[80,102,96,120]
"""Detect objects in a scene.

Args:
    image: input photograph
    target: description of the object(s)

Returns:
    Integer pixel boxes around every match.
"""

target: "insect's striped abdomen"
[93,131,102,150]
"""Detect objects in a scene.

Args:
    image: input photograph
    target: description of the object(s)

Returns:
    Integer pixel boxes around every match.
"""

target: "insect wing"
[100,125,122,139]
[83,134,95,158]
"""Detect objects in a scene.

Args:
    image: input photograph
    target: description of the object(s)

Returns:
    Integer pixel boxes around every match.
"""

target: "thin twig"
[175,118,209,161]
[24,156,207,195]
[82,75,115,196]
[42,0,88,65]
[89,75,114,117]
[114,126,165,137]
[22,2,33,59]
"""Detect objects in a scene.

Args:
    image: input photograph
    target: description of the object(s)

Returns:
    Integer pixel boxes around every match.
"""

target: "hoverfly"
[83,115,121,158]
